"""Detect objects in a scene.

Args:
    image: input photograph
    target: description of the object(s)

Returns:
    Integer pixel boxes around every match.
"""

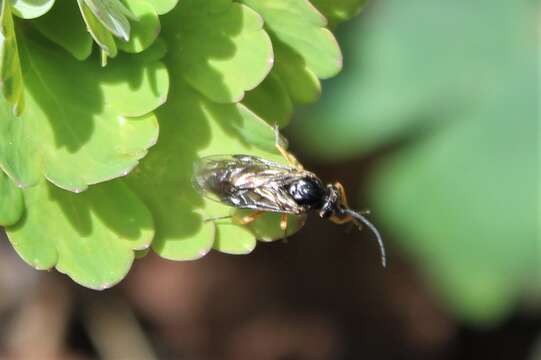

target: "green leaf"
[243,72,293,127]
[243,0,341,78]
[124,0,307,259]
[5,179,154,289]
[241,0,342,104]
[32,0,93,60]
[134,248,150,258]
[126,75,303,259]
[0,29,168,192]
[0,0,360,288]
[293,0,531,160]
[310,0,367,27]
[293,0,539,325]
[83,0,134,42]
[160,0,273,103]
[116,0,159,53]
[0,170,23,226]
[370,78,537,324]
[143,0,176,15]
[0,0,24,115]
[78,0,117,58]
[10,0,55,19]
[213,221,256,254]
[246,211,305,242]
[274,42,321,104]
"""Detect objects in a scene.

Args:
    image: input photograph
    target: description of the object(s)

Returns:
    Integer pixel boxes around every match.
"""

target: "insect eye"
[288,178,325,208]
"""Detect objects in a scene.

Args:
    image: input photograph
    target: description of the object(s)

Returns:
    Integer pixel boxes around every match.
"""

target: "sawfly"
[192,127,386,267]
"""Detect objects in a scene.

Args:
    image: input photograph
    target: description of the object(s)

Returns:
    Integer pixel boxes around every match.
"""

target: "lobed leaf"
[143,0,176,15]
[83,0,134,42]
[32,0,93,60]
[0,28,168,192]
[242,72,292,128]
[78,0,118,59]
[122,0,306,259]
[10,0,55,19]
[160,0,273,103]
[116,0,160,54]
[0,0,355,288]
[241,0,341,105]
[5,179,154,289]
[126,75,303,259]
[0,170,23,226]
[0,0,24,115]
[310,0,368,27]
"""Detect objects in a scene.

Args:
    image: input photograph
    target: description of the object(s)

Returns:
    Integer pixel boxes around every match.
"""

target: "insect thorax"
[286,175,327,210]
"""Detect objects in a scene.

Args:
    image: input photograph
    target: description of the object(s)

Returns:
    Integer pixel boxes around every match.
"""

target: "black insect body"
[192,132,387,267]
[287,177,326,209]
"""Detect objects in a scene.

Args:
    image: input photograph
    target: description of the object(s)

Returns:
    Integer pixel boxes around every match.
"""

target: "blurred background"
[0,0,539,359]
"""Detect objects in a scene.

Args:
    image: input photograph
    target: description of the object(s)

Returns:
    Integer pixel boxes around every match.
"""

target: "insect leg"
[280,214,289,240]
[334,182,350,208]
[334,182,370,229]
[274,124,304,170]
[333,182,364,228]
[330,214,354,225]
[330,182,353,224]
[205,211,267,226]
[204,215,233,222]
[235,211,265,225]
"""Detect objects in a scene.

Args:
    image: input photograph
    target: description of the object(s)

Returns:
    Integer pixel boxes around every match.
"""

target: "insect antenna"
[342,208,387,268]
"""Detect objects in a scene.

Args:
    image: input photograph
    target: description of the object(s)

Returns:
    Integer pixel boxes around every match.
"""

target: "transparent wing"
[192,155,305,214]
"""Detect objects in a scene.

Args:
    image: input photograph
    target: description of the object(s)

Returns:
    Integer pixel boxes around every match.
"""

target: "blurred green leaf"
[0,0,24,115]
[6,179,153,289]
[10,0,55,19]
[160,0,273,104]
[32,0,93,60]
[0,170,23,226]
[371,74,537,324]
[294,0,538,324]
[294,0,533,160]
[242,0,341,105]
[0,29,167,192]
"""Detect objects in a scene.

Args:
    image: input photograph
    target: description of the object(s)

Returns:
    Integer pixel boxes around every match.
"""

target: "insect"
[192,127,386,267]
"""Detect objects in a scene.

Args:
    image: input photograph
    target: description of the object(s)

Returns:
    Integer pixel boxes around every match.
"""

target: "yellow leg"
[330,182,354,225]
[274,124,304,170]
[205,211,266,228]
[204,215,232,222]
[330,214,354,225]
[235,211,265,225]
[280,214,289,237]
[333,182,370,215]
[332,181,370,229]
[334,182,349,208]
